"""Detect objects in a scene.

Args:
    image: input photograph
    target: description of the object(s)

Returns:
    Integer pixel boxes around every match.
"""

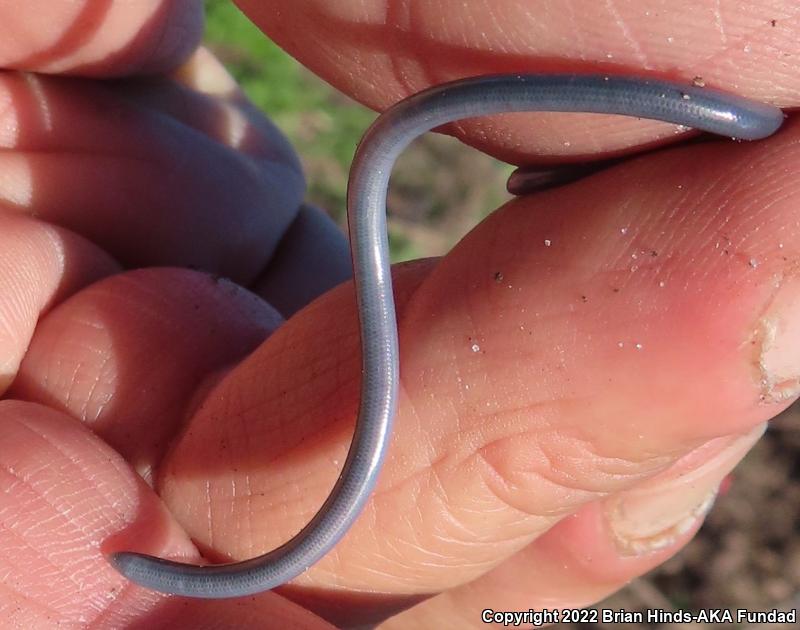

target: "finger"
[236,0,800,162]
[0,0,203,76]
[0,400,332,629]
[121,47,303,173]
[122,49,353,309]
[171,49,351,305]
[380,425,765,629]
[0,58,304,282]
[10,268,283,484]
[0,213,117,395]
[0,400,196,625]
[252,203,353,317]
[156,114,800,620]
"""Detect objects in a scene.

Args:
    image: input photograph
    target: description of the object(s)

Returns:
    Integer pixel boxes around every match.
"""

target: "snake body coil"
[109,74,784,598]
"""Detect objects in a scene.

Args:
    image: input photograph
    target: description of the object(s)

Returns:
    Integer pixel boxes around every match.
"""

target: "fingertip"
[0,400,198,620]
[0,0,205,77]
[12,268,282,479]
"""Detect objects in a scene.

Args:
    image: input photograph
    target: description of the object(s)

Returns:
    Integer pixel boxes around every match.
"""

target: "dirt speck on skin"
[562,405,800,629]
[494,271,504,282]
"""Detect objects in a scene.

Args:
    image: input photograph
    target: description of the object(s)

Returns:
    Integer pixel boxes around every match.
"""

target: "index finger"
[235,0,800,162]
[0,0,203,76]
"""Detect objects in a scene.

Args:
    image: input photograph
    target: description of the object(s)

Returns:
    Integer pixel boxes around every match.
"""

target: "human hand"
[2,1,800,628]
[1,0,346,626]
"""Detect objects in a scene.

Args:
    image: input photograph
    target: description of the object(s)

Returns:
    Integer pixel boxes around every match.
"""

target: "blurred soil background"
[204,1,799,627]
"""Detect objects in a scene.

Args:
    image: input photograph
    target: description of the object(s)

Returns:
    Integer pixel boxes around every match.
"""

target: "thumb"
[233,0,800,162]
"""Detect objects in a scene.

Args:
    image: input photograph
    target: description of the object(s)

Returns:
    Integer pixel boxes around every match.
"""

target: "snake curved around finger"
[108,73,784,598]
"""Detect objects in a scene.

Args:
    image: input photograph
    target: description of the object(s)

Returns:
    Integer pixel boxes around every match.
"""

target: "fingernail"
[755,275,800,403]
[605,423,765,556]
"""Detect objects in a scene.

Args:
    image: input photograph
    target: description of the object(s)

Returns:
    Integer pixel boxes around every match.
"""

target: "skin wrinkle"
[713,0,728,44]
[56,333,109,414]
[209,379,355,478]
[303,4,393,104]
[79,350,114,423]
[385,0,417,97]
[374,532,421,576]
[371,477,440,567]
[370,517,498,585]
[204,479,213,552]
[387,494,528,582]
[604,0,650,68]
[0,502,82,593]
[214,467,326,548]
[543,423,674,471]
[231,395,251,551]
[571,139,795,294]
[475,0,510,52]
[471,447,546,521]
[699,6,800,71]
[0,580,62,626]
[242,472,254,557]
[534,437,662,493]
[479,435,597,506]
[9,418,118,515]
[392,379,439,483]
[713,182,780,247]
[0,465,90,605]
[372,439,548,557]
[682,158,800,274]
[7,436,127,609]
[737,190,800,251]
[85,580,136,630]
